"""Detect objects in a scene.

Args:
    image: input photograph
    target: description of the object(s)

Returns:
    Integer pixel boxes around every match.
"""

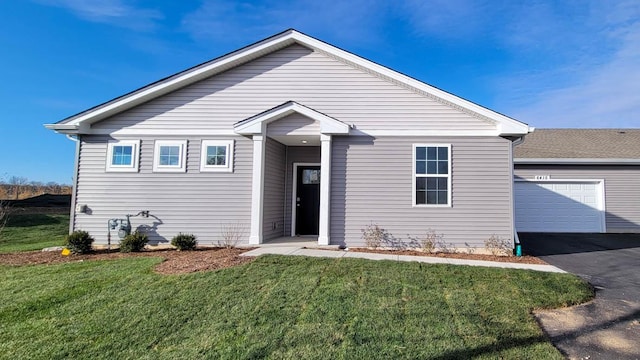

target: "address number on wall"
[534,175,551,180]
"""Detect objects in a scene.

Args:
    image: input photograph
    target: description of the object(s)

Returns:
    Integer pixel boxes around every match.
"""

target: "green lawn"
[0,255,592,359]
[0,213,69,253]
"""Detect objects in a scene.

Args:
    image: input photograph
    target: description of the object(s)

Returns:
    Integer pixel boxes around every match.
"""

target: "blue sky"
[1,0,639,184]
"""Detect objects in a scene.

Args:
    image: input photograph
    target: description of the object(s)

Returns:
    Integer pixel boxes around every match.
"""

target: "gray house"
[514,129,640,233]
[46,29,533,248]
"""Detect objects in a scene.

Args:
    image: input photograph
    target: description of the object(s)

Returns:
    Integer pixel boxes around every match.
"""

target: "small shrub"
[485,234,513,256]
[219,222,247,248]
[120,231,149,253]
[361,223,386,249]
[420,229,442,253]
[437,239,457,254]
[464,242,476,255]
[64,230,94,254]
[171,233,197,251]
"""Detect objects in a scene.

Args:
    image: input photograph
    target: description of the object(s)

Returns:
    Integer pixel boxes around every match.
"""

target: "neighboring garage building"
[514,129,640,233]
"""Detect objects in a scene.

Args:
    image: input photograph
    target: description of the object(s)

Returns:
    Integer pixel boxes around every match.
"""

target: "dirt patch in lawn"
[348,248,547,265]
[0,247,255,274]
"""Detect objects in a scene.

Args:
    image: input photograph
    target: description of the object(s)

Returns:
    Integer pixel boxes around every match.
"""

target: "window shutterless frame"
[200,140,234,172]
[412,144,452,207]
[153,140,187,173]
[105,140,140,172]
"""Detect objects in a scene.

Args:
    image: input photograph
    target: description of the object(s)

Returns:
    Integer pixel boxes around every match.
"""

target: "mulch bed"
[348,248,547,265]
[0,247,255,275]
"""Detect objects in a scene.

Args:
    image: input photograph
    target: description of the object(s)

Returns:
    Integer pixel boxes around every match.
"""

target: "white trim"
[49,30,530,136]
[249,135,266,244]
[84,128,507,137]
[68,135,81,234]
[514,178,607,232]
[514,178,605,183]
[353,129,501,137]
[318,135,331,245]
[234,101,350,135]
[153,140,187,173]
[514,158,640,165]
[200,140,234,172]
[105,140,140,172]
[511,136,525,244]
[91,129,241,136]
[412,144,452,207]
[291,162,321,237]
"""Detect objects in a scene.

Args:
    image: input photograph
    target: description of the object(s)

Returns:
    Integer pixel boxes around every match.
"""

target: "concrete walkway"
[241,246,566,273]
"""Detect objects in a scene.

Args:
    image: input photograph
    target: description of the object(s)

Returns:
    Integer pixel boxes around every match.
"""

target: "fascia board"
[44,123,79,134]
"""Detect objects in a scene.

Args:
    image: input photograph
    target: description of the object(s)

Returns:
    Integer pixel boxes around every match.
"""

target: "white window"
[200,140,234,172]
[153,140,187,172]
[413,144,451,206]
[106,140,139,172]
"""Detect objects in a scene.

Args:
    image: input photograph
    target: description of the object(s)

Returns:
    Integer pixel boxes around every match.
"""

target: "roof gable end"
[45,29,530,136]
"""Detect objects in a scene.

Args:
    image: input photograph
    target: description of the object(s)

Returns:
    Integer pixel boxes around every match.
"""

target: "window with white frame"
[200,140,234,172]
[106,140,139,172]
[153,140,187,172]
[413,144,451,206]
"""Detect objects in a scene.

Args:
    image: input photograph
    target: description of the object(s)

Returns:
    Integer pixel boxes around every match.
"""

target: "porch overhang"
[240,102,343,246]
[233,101,351,136]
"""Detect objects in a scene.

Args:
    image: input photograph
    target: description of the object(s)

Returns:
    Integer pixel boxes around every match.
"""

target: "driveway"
[519,233,640,360]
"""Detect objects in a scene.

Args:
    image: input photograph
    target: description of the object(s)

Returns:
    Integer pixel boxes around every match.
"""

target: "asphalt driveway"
[519,233,640,360]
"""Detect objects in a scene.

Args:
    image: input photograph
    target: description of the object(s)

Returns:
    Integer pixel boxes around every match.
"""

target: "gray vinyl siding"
[330,136,514,247]
[267,113,320,136]
[514,165,640,232]
[73,135,253,245]
[284,146,321,236]
[91,44,493,133]
[263,138,286,240]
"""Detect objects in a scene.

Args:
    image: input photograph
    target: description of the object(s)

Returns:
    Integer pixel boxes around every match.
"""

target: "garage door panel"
[515,181,603,233]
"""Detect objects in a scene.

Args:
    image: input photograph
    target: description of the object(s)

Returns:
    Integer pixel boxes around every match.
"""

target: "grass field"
[0,213,69,253]
[0,254,592,359]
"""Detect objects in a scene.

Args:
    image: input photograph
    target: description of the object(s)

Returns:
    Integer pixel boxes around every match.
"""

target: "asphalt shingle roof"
[514,129,640,159]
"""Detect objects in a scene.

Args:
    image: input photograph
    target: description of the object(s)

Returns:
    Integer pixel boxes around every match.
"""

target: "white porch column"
[249,134,266,244]
[318,134,332,245]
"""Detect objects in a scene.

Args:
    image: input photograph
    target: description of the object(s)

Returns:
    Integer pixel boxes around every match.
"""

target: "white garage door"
[515,181,604,232]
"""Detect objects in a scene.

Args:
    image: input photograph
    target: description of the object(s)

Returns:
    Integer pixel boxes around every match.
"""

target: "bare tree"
[8,176,28,200]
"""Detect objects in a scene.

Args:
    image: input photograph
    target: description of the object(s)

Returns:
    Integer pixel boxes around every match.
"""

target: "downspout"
[66,134,81,235]
[511,135,526,257]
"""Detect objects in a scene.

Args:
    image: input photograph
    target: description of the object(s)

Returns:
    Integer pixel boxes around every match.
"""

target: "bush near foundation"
[171,233,197,251]
[65,230,94,254]
[120,231,148,253]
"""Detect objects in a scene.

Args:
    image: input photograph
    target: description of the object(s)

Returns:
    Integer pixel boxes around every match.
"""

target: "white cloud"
[181,0,390,46]
[399,0,496,40]
[36,0,163,31]
[511,22,640,128]
[501,1,640,128]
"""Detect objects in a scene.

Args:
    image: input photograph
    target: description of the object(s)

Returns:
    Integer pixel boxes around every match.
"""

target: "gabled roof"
[45,29,531,136]
[515,129,640,163]
[234,101,350,135]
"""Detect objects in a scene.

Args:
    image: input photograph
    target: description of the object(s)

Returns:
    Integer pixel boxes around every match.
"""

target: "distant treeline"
[0,177,72,200]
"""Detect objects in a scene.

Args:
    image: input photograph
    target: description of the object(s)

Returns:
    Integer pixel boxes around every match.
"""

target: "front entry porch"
[233,101,351,246]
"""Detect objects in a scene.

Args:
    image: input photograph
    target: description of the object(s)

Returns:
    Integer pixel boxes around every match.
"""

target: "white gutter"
[514,158,640,165]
